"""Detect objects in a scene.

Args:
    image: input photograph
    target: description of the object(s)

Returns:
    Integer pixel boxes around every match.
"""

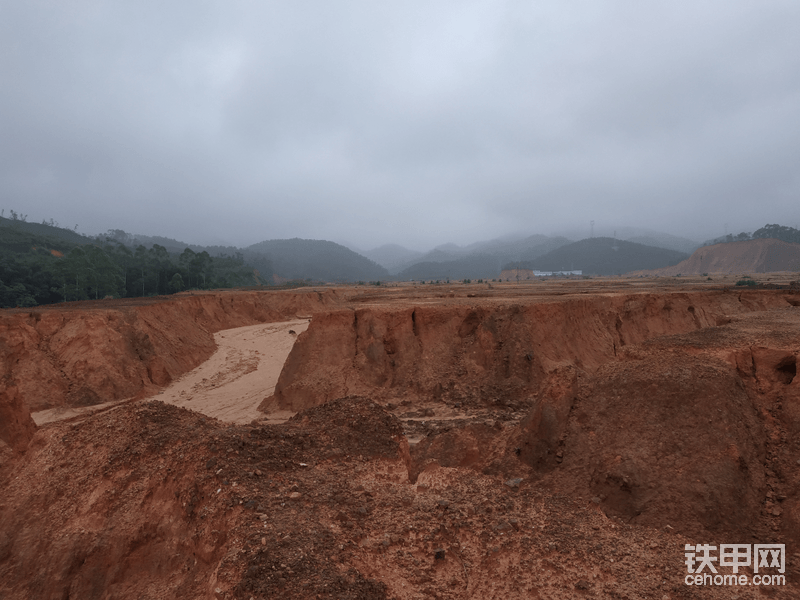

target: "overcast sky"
[2,1,799,251]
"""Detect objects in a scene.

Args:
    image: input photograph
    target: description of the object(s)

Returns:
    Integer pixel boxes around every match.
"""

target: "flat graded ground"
[1,277,799,599]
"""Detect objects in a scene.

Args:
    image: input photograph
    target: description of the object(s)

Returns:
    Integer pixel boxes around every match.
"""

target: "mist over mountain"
[623,234,700,255]
[246,239,388,283]
[554,227,700,255]
[361,244,424,274]
[512,238,689,276]
[102,230,241,257]
[396,255,502,281]
[8,207,796,292]
[390,234,573,278]
[0,215,88,246]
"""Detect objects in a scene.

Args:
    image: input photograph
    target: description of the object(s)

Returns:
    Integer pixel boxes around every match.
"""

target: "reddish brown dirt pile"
[0,395,728,599]
[407,421,510,483]
[0,402,228,599]
[637,238,800,276]
[0,397,410,600]
[551,353,766,536]
[286,395,407,461]
[3,283,800,598]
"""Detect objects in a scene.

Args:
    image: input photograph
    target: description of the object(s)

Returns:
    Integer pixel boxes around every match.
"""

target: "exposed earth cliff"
[635,238,800,276]
[1,280,799,598]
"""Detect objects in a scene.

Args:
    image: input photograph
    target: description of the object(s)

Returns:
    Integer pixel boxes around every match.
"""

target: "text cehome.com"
[684,544,786,587]
[684,573,786,587]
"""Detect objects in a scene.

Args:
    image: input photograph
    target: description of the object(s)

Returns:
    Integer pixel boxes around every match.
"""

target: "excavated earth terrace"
[1,275,800,599]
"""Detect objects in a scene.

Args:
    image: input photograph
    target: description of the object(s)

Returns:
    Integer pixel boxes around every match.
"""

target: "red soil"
[1,280,799,598]
[262,290,788,412]
[0,289,337,442]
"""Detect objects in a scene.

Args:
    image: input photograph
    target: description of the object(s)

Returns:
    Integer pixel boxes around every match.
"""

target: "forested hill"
[703,224,800,247]
[509,238,688,276]
[246,238,389,283]
[396,254,501,281]
[0,217,386,308]
[0,220,257,308]
[390,235,572,280]
[0,215,89,245]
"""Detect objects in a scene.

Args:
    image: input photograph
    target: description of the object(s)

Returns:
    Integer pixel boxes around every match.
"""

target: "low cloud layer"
[2,1,799,250]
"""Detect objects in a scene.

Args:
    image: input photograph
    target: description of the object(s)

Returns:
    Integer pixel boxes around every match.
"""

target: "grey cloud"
[1,1,799,249]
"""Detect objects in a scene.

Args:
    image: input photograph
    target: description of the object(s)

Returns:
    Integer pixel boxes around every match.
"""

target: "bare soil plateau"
[2,277,800,599]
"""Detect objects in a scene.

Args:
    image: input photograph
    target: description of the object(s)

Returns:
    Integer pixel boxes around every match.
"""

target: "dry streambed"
[154,318,310,423]
[31,318,310,426]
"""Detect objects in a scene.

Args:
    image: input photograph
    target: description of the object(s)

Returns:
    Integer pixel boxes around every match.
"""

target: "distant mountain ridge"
[396,254,502,281]
[388,234,573,279]
[11,211,774,284]
[624,234,699,254]
[511,237,688,276]
[247,238,388,283]
[362,244,423,273]
[103,230,388,284]
[555,226,700,254]
[635,238,800,276]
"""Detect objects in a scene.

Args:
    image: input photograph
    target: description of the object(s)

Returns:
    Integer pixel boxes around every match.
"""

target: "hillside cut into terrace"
[635,237,800,276]
[1,282,800,598]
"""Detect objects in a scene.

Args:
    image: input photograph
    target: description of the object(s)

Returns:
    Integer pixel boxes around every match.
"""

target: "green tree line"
[0,225,263,308]
[704,224,800,246]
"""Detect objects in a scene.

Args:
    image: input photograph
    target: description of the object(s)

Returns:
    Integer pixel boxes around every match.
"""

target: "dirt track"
[1,278,800,598]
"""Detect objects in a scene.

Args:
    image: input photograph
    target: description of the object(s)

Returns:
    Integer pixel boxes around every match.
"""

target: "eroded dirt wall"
[263,290,795,412]
[0,384,36,457]
[410,302,800,542]
[0,290,340,454]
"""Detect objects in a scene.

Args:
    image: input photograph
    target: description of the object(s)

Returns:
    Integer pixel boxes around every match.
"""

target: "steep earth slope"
[262,290,789,413]
[638,238,800,276]
[0,289,340,460]
[1,289,339,412]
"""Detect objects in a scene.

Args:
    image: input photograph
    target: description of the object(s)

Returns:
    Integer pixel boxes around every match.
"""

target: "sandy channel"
[154,318,309,423]
[32,318,309,426]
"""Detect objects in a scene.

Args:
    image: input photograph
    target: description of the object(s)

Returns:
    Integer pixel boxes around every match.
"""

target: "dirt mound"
[635,238,800,276]
[287,396,406,461]
[406,421,520,484]
[0,402,230,599]
[0,397,408,600]
[549,353,766,537]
